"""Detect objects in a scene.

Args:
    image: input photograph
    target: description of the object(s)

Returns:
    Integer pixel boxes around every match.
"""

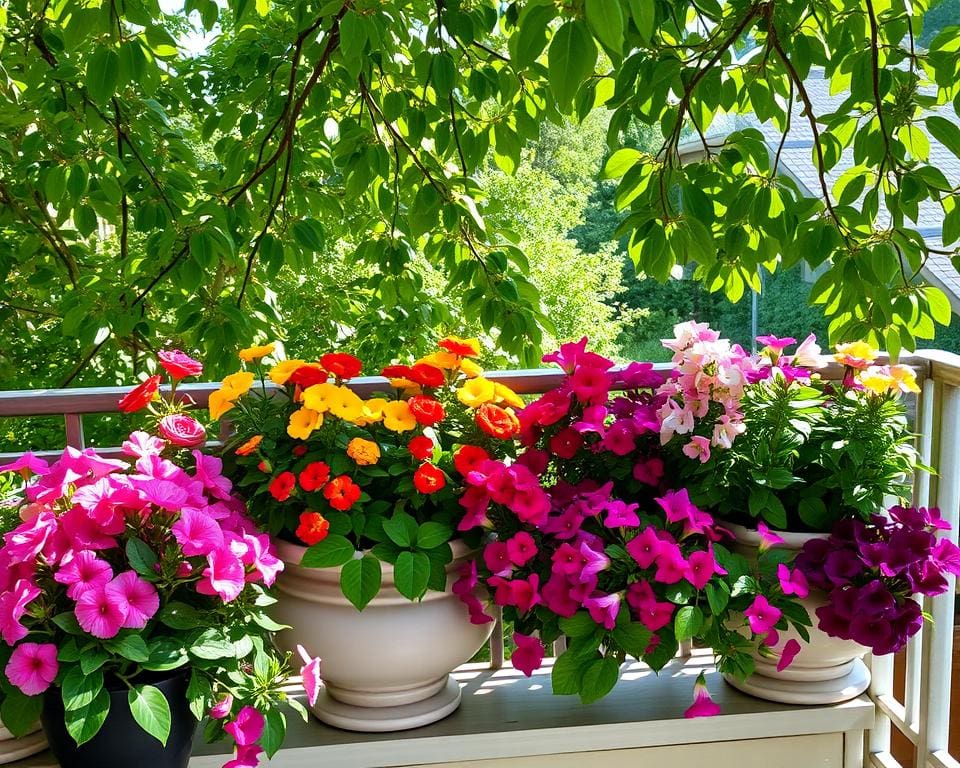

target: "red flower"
[549,427,583,460]
[157,349,203,380]
[321,353,362,380]
[407,395,445,426]
[413,463,446,494]
[269,472,296,501]
[299,461,331,492]
[408,364,445,388]
[289,365,328,388]
[407,436,435,461]
[295,512,330,546]
[323,475,361,511]
[117,375,162,413]
[438,336,480,357]
[292,445,308,457]
[454,445,490,476]
[476,403,519,439]
[257,460,270,473]
[382,364,414,380]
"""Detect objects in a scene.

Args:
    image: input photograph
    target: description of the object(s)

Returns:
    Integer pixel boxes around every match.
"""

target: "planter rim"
[273,536,474,575]
[723,521,829,551]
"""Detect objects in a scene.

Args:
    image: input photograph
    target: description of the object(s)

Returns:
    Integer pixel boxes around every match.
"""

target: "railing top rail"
[0,351,944,419]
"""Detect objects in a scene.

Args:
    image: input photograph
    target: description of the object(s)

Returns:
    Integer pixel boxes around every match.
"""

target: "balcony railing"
[2,348,960,768]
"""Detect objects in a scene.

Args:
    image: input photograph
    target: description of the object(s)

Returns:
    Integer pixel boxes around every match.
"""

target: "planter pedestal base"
[723,658,870,705]
[0,726,46,765]
[312,675,462,732]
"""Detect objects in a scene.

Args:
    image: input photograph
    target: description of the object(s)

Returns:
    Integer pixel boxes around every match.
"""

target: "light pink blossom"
[105,571,159,629]
[0,579,41,645]
[75,584,128,638]
[54,551,114,600]
[210,694,234,720]
[297,644,322,707]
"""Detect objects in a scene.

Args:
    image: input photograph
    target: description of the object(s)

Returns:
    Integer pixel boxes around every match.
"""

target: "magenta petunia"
[75,584,127,639]
[626,527,663,569]
[776,639,803,672]
[684,673,721,718]
[197,547,246,603]
[584,592,620,630]
[105,571,159,629]
[224,706,265,747]
[210,694,234,720]
[5,642,58,695]
[505,532,537,567]
[744,595,782,636]
[685,550,719,590]
[0,579,41,645]
[223,745,264,768]
[777,563,810,599]
[757,522,785,552]
[297,644,323,707]
[511,632,545,677]
[483,541,513,577]
[172,507,224,557]
[54,551,114,600]
[0,451,49,477]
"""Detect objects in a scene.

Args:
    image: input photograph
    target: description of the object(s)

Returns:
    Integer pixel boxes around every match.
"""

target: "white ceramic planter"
[271,539,493,732]
[0,722,46,764]
[722,523,871,705]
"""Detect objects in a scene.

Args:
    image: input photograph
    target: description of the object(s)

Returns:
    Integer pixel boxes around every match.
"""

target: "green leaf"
[610,620,652,659]
[80,648,110,675]
[187,630,236,660]
[547,20,597,111]
[579,656,620,704]
[186,670,212,722]
[674,605,704,642]
[551,648,586,695]
[1,688,43,737]
[261,707,286,758]
[432,52,456,97]
[103,634,150,663]
[925,285,953,326]
[415,522,452,550]
[129,684,172,746]
[627,0,655,42]
[512,4,555,69]
[300,534,356,568]
[291,218,325,252]
[86,48,120,103]
[603,148,642,179]
[157,601,204,630]
[704,582,730,616]
[62,666,104,712]
[559,611,599,638]
[65,687,110,746]
[339,554,382,610]
[927,115,960,159]
[585,0,625,55]
[382,511,418,548]
[394,551,431,600]
[143,637,189,672]
[126,537,158,576]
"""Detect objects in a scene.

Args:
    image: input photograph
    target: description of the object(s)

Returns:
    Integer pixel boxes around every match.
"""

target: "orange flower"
[239,342,276,362]
[346,438,381,466]
[413,463,446,494]
[235,435,263,456]
[476,403,519,439]
[287,408,321,440]
[833,341,877,369]
[323,475,362,511]
[268,359,306,385]
[208,389,236,421]
[321,352,362,380]
[296,512,330,546]
[438,336,481,357]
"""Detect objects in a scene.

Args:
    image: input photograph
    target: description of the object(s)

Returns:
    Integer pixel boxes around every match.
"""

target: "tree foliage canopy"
[1,0,959,385]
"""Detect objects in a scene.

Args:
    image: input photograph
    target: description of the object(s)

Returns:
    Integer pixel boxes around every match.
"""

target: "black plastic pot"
[41,669,197,768]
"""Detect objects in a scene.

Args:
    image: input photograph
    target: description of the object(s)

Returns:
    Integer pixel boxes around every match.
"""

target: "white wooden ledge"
[11,653,875,767]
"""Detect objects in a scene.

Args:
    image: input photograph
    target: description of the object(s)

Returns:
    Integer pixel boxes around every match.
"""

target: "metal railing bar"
[63,414,84,449]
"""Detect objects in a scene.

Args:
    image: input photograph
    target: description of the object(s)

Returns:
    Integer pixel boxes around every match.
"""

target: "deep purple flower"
[823,548,863,585]
[856,580,896,618]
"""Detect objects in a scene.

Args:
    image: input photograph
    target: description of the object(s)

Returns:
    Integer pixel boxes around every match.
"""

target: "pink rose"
[157,414,206,447]
[157,349,203,380]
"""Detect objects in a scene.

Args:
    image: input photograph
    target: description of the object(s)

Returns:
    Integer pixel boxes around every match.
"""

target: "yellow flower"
[221,371,255,397]
[459,358,482,378]
[417,351,460,370]
[382,400,417,432]
[301,382,340,414]
[288,408,322,440]
[269,360,306,386]
[328,386,364,423]
[356,398,387,425]
[347,438,381,466]
[493,382,524,409]
[889,364,920,394]
[208,389,235,421]
[859,368,895,396]
[457,377,497,408]
[834,341,877,369]
[239,342,276,362]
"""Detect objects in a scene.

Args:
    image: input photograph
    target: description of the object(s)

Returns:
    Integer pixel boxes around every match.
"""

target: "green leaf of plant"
[65,687,110,746]
[260,707,286,758]
[80,647,111,675]
[610,620,652,659]
[393,550,431,600]
[187,629,236,660]
[551,648,586,695]
[558,611,598,638]
[511,4,555,69]
[103,633,150,663]
[143,637,189,672]
[415,522,452,550]
[129,684,172,746]
[300,534,356,568]
[0,688,43,737]
[339,554,382,610]
[585,0,624,55]
[126,537,158,576]
[382,511,418,548]
[186,669,212,722]
[547,20,597,111]
[62,666,104,712]
[157,601,204,630]
[579,656,620,704]
[52,612,84,635]
[674,605,704,642]
[86,48,120,103]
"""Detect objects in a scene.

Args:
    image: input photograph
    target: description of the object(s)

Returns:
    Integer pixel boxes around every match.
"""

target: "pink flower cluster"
[0,434,282,697]
[657,321,758,460]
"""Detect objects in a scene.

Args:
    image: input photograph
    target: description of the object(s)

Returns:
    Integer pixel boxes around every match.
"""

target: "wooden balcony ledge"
[11,652,876,768]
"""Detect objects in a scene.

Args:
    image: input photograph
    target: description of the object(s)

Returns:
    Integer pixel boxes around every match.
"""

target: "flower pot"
[721,522,871,705]
[271,539,493,732]
[0,721,46,765]
[41,670,197,768]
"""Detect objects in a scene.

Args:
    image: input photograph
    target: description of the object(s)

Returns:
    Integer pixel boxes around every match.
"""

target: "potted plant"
[456,338,807,715]
[211,337,520,731]
[664,325,956,703]
[0,352,318,768]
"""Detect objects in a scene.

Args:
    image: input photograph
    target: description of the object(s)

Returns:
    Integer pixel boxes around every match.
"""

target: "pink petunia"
[75,584,127,639]
[224,706,265,747]
[505,532,537,567]
[0,452,49,477]
[685,550,719,590]
[777,563,810,599]
[604,500,640,529]
[210,694,234,720]
[105,571,159,629]
[172,507,224,557]
[192,451,233,501]
[54,551,114,600]
[744,595,782,636]
[626,581,675,632]
[653,542,688,584]
[626,527,663,569]
[224,745,264,768]
[511,632,545,677]
[297,644,322,707]
[487,574,541,613]
[655,489,713,538]
[121,431,167,459]
[584,592,620,630]
[483,541,513,577]
[684,673,722,718]
[5,642,58,695]
[632,457,664,486]
[757,522,785,552]
[777,639,803,672]
[682,435,712,463]
[0,579,41,645]
[197,547,246,603]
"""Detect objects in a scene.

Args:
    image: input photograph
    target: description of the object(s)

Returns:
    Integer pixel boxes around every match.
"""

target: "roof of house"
[679,67,960,312]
